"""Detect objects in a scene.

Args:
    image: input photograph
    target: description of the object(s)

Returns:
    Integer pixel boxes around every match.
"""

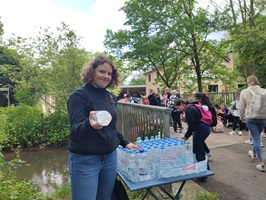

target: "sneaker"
[206,152,213,158]
[179,127,183,133]
[228,131,236,135]
[256,164,266,172]
[248,150,256,159]
[261,143,264,148]
[239,131,242,136]
[245,139,250,144]
[245,139,253,145]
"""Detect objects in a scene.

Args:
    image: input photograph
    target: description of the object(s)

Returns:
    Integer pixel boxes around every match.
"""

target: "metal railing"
[117,102,172,142]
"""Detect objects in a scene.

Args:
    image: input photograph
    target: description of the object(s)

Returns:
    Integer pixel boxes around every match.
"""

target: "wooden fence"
[117,92,240,142]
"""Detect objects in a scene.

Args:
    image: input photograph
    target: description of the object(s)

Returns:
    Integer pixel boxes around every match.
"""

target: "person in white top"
[239,75,266,172]
[228,94,244,136]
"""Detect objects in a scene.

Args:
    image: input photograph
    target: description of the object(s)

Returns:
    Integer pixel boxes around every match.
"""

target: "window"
[208,85,218,92]
[148,74,151,82]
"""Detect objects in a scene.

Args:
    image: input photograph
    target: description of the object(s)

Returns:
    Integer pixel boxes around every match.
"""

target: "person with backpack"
[194,92,217,158]
[175,99,211,175]
[239,75,266,172]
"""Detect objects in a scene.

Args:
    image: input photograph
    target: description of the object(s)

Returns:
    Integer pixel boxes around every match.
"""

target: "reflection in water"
[4,146,69,195]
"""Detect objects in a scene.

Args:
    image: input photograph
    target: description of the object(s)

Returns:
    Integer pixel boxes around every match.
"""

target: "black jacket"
[67,83,129,155]
[184,105,204,138]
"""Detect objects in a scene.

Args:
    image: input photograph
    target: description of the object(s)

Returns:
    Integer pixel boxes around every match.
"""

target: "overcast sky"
[0,0,226,53]
[0,0,128,52]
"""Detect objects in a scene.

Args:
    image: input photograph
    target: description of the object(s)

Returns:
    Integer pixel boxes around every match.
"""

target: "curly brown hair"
[80,55,120,89]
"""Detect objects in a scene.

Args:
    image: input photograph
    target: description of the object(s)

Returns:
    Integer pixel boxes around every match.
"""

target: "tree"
[105,0,235,92]
[5,23,91,110]
[0,46,22,106]
[215,0,266,86]
[129,73,145,85]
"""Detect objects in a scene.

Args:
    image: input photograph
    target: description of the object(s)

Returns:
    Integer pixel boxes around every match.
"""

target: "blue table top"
[118,170,214,191]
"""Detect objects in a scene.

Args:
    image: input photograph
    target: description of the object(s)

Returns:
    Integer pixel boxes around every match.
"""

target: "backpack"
[212,119,224,133]
[187,104,213,126]
[167,96,178,108]
[248,88,266,119]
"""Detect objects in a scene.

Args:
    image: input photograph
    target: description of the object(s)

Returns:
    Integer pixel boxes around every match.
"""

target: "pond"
[3,146,69,195]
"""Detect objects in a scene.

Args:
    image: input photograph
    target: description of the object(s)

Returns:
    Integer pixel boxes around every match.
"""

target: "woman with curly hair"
[67,55,139,200]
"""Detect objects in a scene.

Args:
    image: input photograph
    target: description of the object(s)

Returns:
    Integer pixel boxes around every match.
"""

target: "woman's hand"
[180,113,186,122]
[89,111,103,129]
[182,136,188,142]
[125,143,141,150]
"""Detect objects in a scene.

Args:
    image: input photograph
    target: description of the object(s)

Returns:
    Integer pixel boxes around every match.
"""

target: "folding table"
[117,170,214,200]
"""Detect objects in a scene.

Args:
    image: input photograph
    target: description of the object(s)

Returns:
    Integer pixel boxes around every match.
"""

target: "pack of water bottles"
[117,136,208,182]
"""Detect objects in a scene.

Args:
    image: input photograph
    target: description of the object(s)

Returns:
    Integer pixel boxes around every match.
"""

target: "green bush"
[0,105,70,150]
[41,111,70,146]
[0,105,43,149]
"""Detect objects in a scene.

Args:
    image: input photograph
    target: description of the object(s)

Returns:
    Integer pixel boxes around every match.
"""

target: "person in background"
[239,75,266,172]
[161,89,167,107]
[169,90,181,133]
[163,87,171,107]
[129,94,138,103]
[176,99,211,174]
[228,93,244,136]
[156,93,162,106]
[174,85,182,98]
[219,103,229,125]
[123,94,129,102]
[140,91,149,105]
[67,55,139,200]
[147,89,158,106]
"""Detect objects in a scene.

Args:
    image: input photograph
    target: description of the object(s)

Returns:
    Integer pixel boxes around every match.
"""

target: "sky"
[0,0,226,53]
[0,0,128,52]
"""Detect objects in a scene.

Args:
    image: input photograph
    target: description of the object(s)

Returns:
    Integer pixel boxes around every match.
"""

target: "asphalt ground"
[168,123,266,200]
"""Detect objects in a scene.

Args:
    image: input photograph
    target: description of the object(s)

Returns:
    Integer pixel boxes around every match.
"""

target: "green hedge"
[0,105,70,150]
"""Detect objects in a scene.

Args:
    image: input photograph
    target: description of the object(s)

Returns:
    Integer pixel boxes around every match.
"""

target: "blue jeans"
[245,118,266,162]
[68,150,117,200]
[192,123,211,163]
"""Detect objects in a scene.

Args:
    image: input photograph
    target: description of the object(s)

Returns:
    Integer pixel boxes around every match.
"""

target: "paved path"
[168,124,266,200]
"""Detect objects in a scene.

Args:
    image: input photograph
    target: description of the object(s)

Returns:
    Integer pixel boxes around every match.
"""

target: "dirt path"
[171,126,266,200]
[197,143,266,200]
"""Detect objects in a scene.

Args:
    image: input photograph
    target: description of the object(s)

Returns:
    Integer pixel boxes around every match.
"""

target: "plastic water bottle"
[138,149,149,181]
[92,110,112,126]
[166,143,174,169]
[127,150,138,182]
[144,136,149,142]
[185,141,194,166]
[151,145,160,178]
[159,145,170,178]
[173,142,181,168]
[179,140,186,167]
[121,148,130,175]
